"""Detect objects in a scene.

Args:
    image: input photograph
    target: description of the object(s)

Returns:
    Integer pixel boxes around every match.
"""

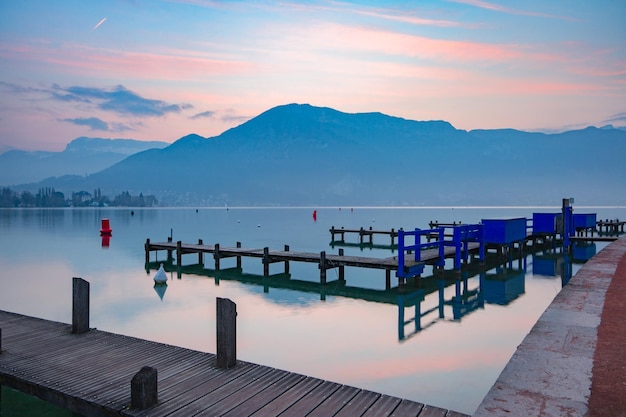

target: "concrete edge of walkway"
[472,236,626,417]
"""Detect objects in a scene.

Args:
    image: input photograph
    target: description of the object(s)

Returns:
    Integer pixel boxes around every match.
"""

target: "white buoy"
[153,263,168,283]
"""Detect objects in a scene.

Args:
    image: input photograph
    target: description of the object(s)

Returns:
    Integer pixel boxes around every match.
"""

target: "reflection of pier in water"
[145,239,577,340]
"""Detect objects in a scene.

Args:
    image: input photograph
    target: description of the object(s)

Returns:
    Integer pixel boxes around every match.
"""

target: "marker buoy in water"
[313,210,317,222]
[100,218,112,235]
[153,263,168,284]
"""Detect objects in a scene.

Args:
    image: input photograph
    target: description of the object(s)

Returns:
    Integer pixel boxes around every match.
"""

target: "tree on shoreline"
[0,187,158,208]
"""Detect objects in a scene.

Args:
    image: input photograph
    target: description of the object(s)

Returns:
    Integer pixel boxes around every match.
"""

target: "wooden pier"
[0,310,468,417]
[329,226,400,246]
[596,219,625,234]
[145,239,481,284]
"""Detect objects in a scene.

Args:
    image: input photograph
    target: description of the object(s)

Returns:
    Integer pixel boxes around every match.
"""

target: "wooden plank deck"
[145,241,480,273]
[0,310,468,417]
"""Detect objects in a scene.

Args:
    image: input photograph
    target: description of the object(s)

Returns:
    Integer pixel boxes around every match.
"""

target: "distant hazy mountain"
[0,137,168,185]
[14,104,626,206]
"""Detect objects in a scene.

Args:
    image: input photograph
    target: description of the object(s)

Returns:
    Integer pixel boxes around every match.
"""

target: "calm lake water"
[0,206,623,415]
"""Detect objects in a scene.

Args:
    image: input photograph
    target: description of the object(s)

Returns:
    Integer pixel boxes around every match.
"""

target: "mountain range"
[0,137,168,185]
[3,104,625,206]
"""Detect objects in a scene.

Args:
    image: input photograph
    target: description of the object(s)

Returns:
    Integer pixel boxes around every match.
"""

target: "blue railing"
[397,224,484,279]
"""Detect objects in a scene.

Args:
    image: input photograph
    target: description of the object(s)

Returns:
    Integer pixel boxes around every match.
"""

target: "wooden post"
[131,366,158,409]
[198,239,204,265]
[320,251,327,284]
[176,241,182,266]
[263,247,269,276]
[214,243,220,271]
[338,249,345,280]
[145,238,150,264]
[217,297,237,369]
[284,245,290,274]
[236,242,242,269]
[391,228,395,245]
[385,269,391,289]
[72,277,89,334]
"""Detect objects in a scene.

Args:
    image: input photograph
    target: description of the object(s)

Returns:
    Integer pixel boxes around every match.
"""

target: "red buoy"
[100,218,112,235]
[312,210,317,222]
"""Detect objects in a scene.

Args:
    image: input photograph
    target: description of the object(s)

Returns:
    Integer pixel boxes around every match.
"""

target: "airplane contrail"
[92,17,107,31]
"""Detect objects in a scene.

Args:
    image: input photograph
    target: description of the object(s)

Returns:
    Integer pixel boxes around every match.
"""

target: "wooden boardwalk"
[145,239,480,283]
[0,310,468,417]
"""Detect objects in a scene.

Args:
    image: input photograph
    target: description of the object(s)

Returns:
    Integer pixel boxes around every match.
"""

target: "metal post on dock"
[216,297,237,369]
[131,366,158,409]
[72,277,90,334]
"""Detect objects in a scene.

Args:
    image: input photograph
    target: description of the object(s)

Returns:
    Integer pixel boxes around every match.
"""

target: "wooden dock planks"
[145,241,480,274]
[0,310,469,417]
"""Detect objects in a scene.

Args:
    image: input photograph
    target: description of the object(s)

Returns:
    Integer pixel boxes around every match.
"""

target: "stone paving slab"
[473,236,626,417]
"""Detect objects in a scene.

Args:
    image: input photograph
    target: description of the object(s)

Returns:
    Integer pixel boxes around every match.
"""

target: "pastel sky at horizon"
[1,0,624,152]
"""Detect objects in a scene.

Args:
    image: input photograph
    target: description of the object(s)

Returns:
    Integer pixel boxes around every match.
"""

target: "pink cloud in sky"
[0,41,254,82]
[449,0,576,20]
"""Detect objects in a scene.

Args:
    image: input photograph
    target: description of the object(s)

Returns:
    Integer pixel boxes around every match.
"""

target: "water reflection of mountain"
[145,238,583,340]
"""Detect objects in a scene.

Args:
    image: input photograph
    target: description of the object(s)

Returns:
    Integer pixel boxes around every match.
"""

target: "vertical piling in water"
[145,239,150,264]
[214,244,220,271]
[198,239,203,265]
[338,249,345,280]
[263,247,270,276]
[216,297,237,369]
[72,277,90,334]
[131,366,158,409]
[176,241,182,266]
[284,245,290,274]
[236,242,242,269]
[320,251,327,284]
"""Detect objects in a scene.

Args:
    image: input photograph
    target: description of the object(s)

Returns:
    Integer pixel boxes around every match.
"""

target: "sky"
[0,0,625,152]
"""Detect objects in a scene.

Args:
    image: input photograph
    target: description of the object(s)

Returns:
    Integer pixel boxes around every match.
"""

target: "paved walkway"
[474,236,626,416]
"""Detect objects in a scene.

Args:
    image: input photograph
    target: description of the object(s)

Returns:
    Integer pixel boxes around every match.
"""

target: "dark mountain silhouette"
[13,104,626,206]
[0,137,168,185]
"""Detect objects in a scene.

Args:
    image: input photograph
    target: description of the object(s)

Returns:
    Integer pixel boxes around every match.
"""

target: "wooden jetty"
[0,298,469,417]
[145,238,482,285]
[329,226,400,245]
[596,219,625,234]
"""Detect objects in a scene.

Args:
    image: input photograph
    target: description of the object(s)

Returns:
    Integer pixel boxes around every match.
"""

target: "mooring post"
[284,245,290,274]
[214,243,220,271]
[72,277,90,334]
[263,247,270,276]
[198,239,203,265]
[216,297,237,369]
[176,241,182,266]
[236,242,242,269]
[131,366,158,409]
[320,251,327,284]
[338,249,345,280]
[145,238,150,264]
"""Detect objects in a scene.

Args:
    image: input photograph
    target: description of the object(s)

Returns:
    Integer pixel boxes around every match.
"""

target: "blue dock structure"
[396,223,484,280]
